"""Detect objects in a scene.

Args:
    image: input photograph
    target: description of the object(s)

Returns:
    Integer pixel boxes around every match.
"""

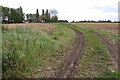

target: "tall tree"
[36,9,39,18]
[26,13,36,21]
[45,9,48,16]
[2,6,9,23]
[47,13,51,21]
[45,9,50,22]
[50,9,58,22]
[2,6,25,23]
[19,6,24,22]
[26,14,29,20]
[41,9,50,22]
[50,9,58,17]
[42,9,44,16]
[9,8,16,23]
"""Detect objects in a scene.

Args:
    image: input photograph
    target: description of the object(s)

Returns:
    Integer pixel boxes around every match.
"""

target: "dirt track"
[91,30,118,68]
[54,28,85,78]
[80,27,118,68]
[54,26,118,78]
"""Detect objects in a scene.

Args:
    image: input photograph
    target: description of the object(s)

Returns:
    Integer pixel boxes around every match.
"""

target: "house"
[33,18,45,23]
[23,20,30,23]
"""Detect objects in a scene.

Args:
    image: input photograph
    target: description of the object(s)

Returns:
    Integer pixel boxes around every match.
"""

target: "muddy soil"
[54,28,85,78]
[34,25,118,78]
[93,31,118,68]
[32,27,85,78]
[54,26,118,78]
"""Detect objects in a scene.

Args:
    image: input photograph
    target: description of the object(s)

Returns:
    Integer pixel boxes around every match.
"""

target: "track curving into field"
[91,30,118,68]
[54,27,85,78]
[80,27,118,68]
[53,25,118,78]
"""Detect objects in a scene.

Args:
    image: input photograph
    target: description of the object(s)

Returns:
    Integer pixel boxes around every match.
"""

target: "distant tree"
[26,14,29,20]
[2,6,25,23]
[41,9,59,22]
[36,9,39,18]
[40,15,45,20]
[46,9,50,22]
[19,6,24,22]
[47,13,51,21]
[50,9,58,22]
[107,20,111,22]
[72,20,75,23]
[45,9,49,16]
[41,9,51,22]
[58,20,68,22]
[9,8,16,23]
[50,9,58,17]
[15,7,24,23]
[2,6,9,23]
[1,6,60,23]
[26,13,36,22]
[51,16,58,22]
[42,9,45,16]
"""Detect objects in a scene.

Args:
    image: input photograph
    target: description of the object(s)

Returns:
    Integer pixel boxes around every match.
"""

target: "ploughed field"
[2,23,119,78]
[72,23,118,35]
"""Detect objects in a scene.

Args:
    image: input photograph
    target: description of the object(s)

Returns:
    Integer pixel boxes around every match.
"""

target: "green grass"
[2,23,118,78]
[65,24,118,78]
[2,23,76,78]
[73,24,119,78]
[97,69,119,78]
[0,26,2,78]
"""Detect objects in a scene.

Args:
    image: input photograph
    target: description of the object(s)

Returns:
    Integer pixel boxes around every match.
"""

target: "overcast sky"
[1,0,119,22]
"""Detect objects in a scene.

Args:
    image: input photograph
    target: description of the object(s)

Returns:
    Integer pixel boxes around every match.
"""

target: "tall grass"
[2,23,76,78]
[2,28,59,78]
[2,23,56,34]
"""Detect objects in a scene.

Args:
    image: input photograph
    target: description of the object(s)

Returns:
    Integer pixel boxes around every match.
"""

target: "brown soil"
[72,23,118,35]
[54,27,85,78]
[53,26,118,78]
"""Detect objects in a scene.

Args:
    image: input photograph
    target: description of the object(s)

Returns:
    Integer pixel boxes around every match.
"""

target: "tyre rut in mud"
[54,27,85,78]
[81,28,118,68]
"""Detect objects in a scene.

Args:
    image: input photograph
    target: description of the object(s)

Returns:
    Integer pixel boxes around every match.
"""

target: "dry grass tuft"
[2,23,56,33]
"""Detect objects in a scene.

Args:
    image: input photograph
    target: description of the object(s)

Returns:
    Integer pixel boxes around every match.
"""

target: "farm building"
[23,20,30,23]
[33,18,45,23]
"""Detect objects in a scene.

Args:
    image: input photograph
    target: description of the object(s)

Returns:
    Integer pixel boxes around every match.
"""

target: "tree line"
[26,9,58,22]
[1,6,24,23]
[1,6,60,23]
[73,20,113,23]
